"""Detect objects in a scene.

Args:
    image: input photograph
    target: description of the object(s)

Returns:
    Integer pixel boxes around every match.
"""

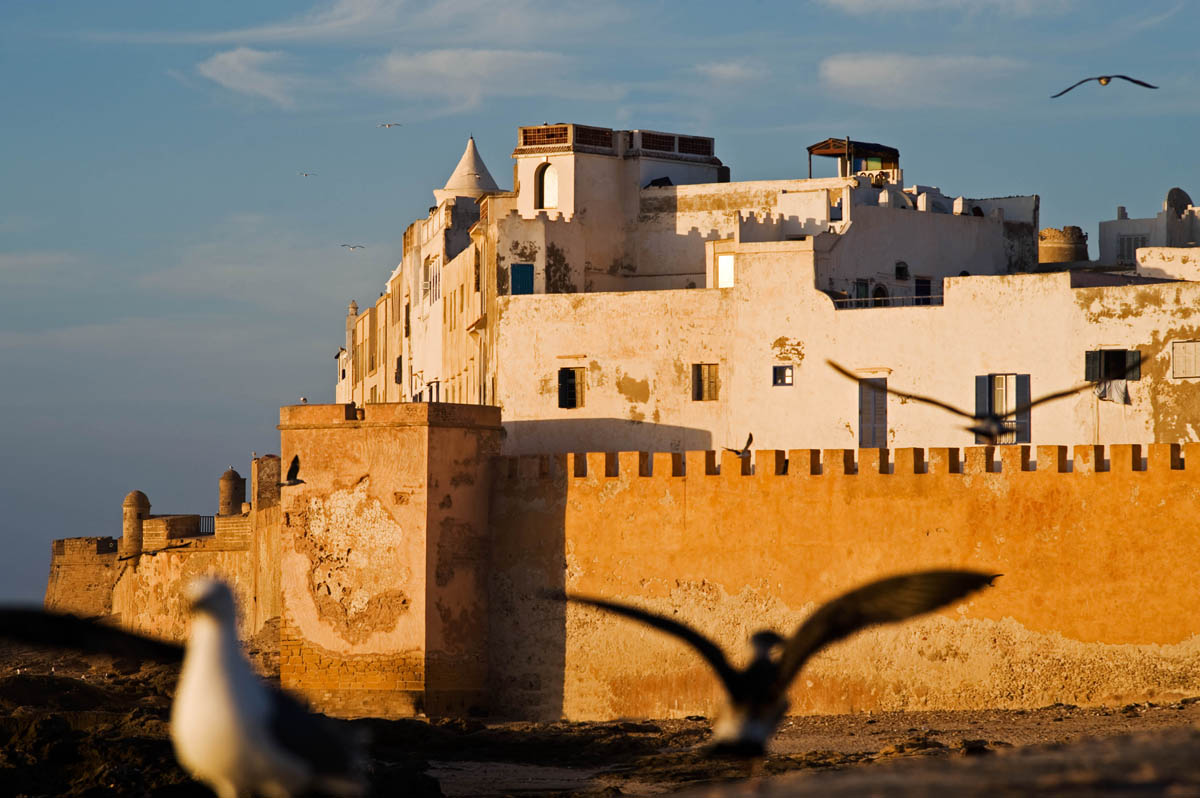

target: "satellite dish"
[1166,187,1193,218]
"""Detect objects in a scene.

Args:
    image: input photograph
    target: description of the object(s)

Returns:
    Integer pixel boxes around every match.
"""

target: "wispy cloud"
[362,48,624,113]
[694,60,762,84]
[819,52,1027,108]
[0,251,80,287]
[818,0,1072,14]
[196,48,301,108]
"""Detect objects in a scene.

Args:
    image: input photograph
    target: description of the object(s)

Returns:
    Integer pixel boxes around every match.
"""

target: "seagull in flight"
[297,172,318,177]
[340,244,365,251]
[550,570,996,756]
[278,455,305,488]
[0,580,366,797]
[827,359,1095,444]
[1051,75,1157,98]
[724,433,753,460]
[377,122,402,128]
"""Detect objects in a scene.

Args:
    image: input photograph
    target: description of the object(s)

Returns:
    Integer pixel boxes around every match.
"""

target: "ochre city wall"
[490,443,1200,720]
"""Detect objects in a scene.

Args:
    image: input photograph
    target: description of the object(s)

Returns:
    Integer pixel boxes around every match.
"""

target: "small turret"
[121,490,150,557]
[218,468,247,516]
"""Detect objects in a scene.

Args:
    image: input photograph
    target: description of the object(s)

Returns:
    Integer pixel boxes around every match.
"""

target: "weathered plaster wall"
[44,537,119,617]
[276,402,500,718]
[490,443,1200,720]
[1138,247,1200,281]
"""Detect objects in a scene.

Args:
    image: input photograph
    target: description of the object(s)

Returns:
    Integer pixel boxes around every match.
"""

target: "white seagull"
[297,172,318,177]
[340,244,365,251]
[548,570,997,756]
[377,122,402,128]
[0,580,365,797]
[724,433,753,460]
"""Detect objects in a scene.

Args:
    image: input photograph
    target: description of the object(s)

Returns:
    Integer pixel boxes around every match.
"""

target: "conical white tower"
[434,136,499,203]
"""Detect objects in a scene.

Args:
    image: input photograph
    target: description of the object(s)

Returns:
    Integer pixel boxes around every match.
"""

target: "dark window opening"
[852,279,869,308]
[1085,349,1141,382]
[971,206,984,217]
[974,373,1031,444]
[340,368,346,380]
[915,278,932,305]
[773,365,793,386]
[404,303,410,337]
[894,262,910,280]
[692,363,719,401]
[394,356,403,385]
[558,367,585,408]
[872,285,890,307]
[858,377,887,447]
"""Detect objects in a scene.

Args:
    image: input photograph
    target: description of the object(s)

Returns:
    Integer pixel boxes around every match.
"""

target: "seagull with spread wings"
[724,433,753,460]
[827,359,1100,444]
[549,570,996,756]
[278,455,305,487]
[340,244,365,251]
[0,580,365,797]
[377,122,402,128]
[297,172,318,177]
[1051,75,1157,98]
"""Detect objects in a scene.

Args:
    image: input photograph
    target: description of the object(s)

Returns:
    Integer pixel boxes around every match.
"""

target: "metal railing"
[831,295,944,309]
[198,516,215,537]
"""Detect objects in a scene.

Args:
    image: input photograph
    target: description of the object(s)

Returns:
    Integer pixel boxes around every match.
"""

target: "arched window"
[872,285,890,307]
[535,163,558,209]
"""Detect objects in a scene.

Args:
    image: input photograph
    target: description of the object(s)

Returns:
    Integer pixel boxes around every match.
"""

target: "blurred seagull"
[0,580,365,797]
[299,396,308,405]
[297,172,318,177]
[1051,75,1157,98]
[340,244,365,251]
[377,122,402,128]
[827,359,1094,444]
[724,433,753,460]
[550,570,996,756]
[278,455,305,488]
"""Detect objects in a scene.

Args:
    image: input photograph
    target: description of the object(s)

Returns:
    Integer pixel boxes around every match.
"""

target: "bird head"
[1098,76,1111,86]
[186,579,236,622]
[749,629,786,658]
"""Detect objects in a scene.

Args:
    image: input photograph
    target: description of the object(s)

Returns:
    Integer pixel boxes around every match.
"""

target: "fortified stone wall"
[44,537,119,617]
[489,443,1200,721]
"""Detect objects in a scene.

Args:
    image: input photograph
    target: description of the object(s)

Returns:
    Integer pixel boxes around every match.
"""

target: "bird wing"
[826,360,977,420]
[0,608,184,663]
[774,570,997,694]
[1050,77,1097,98]
[1113,75,1158,89]
[1006,382,1089,417]
[267,688,363,785]
[286,455,300,482]
[552,592,741,694]
[744,432,753,451]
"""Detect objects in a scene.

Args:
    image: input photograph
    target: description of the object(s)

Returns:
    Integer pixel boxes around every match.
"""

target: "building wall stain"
[545,243,577,294]
[296,479,411,644]
[771,336,806,364]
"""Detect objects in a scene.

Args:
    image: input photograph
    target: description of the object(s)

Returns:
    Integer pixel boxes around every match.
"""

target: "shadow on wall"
[488,452,568,720]
[501,419,713,457]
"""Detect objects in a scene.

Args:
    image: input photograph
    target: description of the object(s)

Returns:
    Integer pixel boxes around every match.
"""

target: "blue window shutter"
[511,263,534,295]
[1125,349,1141,381]
[974,375,989,444]
[1014,374,1032,444]
[1084,350,1100,382]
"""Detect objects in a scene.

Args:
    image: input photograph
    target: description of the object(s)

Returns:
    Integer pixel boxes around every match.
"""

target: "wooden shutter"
[1084,350,1100,382]
[1125,349,1141,381]
[1014,374,1031,444]
[859,378,886,447]
[974,375,989,444]
[706,365,718,401]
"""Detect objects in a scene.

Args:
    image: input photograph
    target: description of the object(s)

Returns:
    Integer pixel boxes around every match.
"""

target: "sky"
[1,0,1197,602]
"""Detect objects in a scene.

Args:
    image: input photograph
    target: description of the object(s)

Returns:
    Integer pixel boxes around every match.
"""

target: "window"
[914,278,932,305]
[367,307,377,373]
[535,163,558,209]
[1084,349,1141,382]
[872,285,890,307]
[717,254,735,288]
[773,365,793,386]
[558,367,585,408]
[340,368,346,380]
[511,263,534,295]
[474,247,481,291]
[894,262,910,280]
[692,363,719,401]
[852,279,869,308]
[1173,341,1200,378]
[428,381,440,402]
[394,356,403,385]
[369,386,378,404]
[1118,234,1148,265]
[858,377,887,447]
[404,303,410,337]
[973,373,1030,444]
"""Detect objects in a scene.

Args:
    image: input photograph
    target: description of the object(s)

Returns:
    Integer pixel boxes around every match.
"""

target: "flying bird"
[297,172,318,177]
[1051,75,1157,98]
[278,455,305,487]
[340,244,365,251]
[0,580,365,797]
[550,570,996,756]
[827,359,1096,444]
[724,433,754,460]
[377,123,402,128]
[299,396,308,405]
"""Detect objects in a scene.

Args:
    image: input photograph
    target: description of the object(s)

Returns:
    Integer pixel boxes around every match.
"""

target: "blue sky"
[1,0,1197,602]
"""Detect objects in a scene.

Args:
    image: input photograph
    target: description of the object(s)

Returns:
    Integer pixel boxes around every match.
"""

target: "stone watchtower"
[120,490,150,558]
[218,468,247,516]
[1039,226,1089,264]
